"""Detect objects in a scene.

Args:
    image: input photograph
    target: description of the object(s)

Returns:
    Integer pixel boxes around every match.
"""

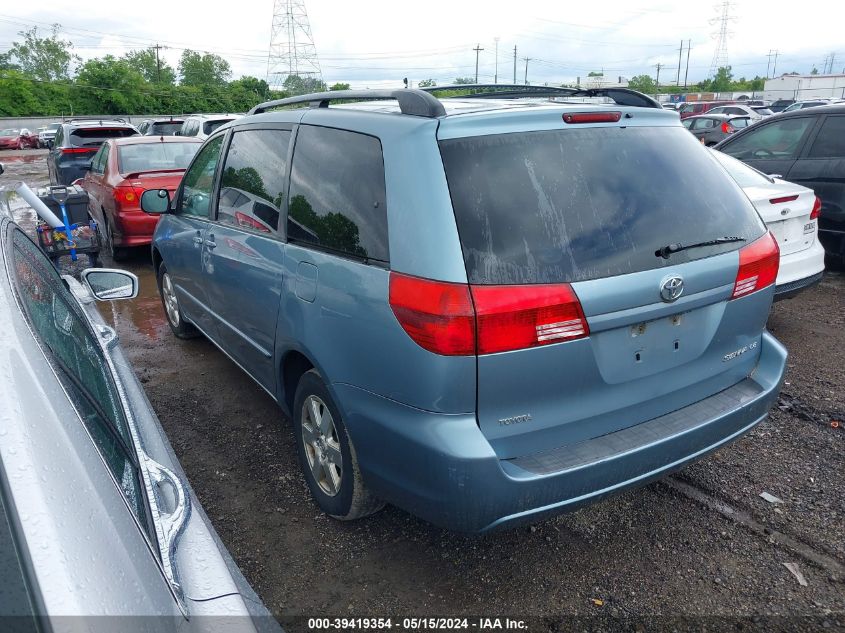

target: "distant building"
[764,73,845,101]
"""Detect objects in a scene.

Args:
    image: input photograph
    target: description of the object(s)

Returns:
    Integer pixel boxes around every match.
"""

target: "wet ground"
[2,149,844,629]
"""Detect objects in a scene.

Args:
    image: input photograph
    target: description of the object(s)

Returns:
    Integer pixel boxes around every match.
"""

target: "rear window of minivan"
[439,126,765,285]
[69,127,136,147]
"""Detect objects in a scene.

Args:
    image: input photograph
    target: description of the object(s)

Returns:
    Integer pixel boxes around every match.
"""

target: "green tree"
[587,71,604,77]
[628,74,656,94]
[228,76,271,109]
[73,56,153,114]
[329,82,350,90]
[283,74,327,95]
[811,67,819,75]
[0,70,40,116]
[222,166,269,199]
[702,66,733,92]
[178,50,231,87]
[453,77,475,84]
[6,25,78,81]
[418,78,436,87]
[123,48,176,85]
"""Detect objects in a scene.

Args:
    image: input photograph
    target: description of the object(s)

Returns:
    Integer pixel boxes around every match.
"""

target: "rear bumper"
[774,240,825,300]
[113,211,162,247]
[336,331,787,533]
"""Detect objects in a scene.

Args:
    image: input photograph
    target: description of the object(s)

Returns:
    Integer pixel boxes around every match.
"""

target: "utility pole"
[684,40,691,89]
[829,53,837,74]
[677,40,683,86]
[766,49,780,79]
[772,49,779,77]
[513,45,517,83]
[473,44,484,83]
[153,43,163,83]
[523,57,531,85]
[655,63,662,96]
[494,37,499,84]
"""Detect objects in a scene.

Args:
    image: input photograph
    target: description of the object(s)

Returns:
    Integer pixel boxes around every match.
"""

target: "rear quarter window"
[439,125,764,285]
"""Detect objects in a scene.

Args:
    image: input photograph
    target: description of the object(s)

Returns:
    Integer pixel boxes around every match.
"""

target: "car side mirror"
[141,188,171,214]
[81,268,139,301]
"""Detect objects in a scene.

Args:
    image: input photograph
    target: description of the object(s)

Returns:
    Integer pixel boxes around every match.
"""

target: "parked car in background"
[715,103,845,262]
[177,114,241,140]
[141,87,786,533]
[707,104,766,120]
[47,119,139,186]
[782,99,844,112]
[678,100,736,119]
[710,149,825,298]
[38,122,61,147]
[80,136,202,259]
[137,117,186,136]
[0,191,279,629]
[0,128,39,150]
[682,113,751,145]
[769,99,796,113]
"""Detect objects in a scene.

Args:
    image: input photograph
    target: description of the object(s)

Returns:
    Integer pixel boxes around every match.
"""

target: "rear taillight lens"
[113,186,140,208]
[563,112,622,124]
[389,273,589,356]
[810,195,821,220]
[721,121,733,133]
[731,232,780,299]
[471,284,589,354]
[60,147,96,155]
[389,273,475,356]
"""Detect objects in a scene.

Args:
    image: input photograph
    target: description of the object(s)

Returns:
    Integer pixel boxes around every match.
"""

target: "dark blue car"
[142,86,787,532]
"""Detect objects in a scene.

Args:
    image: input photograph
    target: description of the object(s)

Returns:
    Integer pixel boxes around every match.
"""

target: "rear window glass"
[709,149,772,187]
[70,127,136,147]
[203,120,231,135]
[118,142,199,173]
[439,126,765,285]
[150,122,183,136]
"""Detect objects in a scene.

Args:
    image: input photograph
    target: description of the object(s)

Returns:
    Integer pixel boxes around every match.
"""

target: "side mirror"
[141,188,171,214]
[81,268,139,301]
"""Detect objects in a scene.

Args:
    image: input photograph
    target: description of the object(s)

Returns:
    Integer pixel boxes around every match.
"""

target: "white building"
[764,73,845,101]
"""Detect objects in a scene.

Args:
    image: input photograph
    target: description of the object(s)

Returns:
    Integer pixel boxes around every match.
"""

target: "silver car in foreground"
[0,178,280,632]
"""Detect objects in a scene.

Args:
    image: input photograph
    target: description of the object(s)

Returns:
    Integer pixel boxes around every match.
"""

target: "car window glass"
[218,129,291,235]
[732,118,749,128]
[682,119,693,129]
[696,119,716,129]
[807,116,845,158]
[99,144,110,174]
[178,135,224,218]
[721,117,813,160]
[287,125,389,262]
[11,230,150,537]
[54,126,63,147]
[91,146,106,173]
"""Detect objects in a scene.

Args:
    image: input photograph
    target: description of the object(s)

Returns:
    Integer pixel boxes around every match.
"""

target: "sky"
[0,0,843,89]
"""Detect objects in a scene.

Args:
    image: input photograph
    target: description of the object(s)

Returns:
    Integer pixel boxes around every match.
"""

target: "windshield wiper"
[655,237,746,259]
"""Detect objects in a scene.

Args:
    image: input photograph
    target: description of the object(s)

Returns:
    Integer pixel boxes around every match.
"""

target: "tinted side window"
[807,116,845,158]
[287,125,388,262]
[11,230,150,537]
[722,117,814,160]
[218,129,291,235]
[91,145,106,173]
[54,126,64,147]
[178,135,224,218]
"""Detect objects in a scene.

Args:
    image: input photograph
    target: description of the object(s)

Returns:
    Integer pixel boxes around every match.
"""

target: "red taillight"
[389,273,475,356]
[113,186,140,208]
[563,112,622,124]
[235,211,271,233]
[731,233,780,299]
[471,284,589,354]
[721,121,733,133]
[810,195,821,220]
[61,147,96,155]
[388,273,589,356]
[769,194,799,205]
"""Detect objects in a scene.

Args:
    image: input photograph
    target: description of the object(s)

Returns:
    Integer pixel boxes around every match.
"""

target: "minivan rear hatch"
[438,113,773,458]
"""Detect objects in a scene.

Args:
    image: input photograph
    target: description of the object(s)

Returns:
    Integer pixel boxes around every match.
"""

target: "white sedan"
[710,149,825,300]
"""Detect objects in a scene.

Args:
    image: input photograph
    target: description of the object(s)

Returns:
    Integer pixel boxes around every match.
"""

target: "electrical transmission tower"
[266,0,322,91]
[708,0,735,79]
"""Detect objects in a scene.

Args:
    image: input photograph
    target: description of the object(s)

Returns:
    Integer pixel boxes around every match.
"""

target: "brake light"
[471,284,589,354]
[810,195,821,220]
[61,147,96,155]
[721,121,733,133]
[113,186,140,208]
[731,233,780,299]
[563,112,622,124]
[389,273,475,356]
[769,194,798,205]
[388,273,590,356]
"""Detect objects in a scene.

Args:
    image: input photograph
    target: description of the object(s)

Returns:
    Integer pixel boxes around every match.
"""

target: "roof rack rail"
[64,116,128,124]
[248,89,446,118]
[420,84,661,109]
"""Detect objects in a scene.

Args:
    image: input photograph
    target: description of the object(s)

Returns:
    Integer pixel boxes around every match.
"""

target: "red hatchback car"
[80,136,202,259]
[0,128,39,150]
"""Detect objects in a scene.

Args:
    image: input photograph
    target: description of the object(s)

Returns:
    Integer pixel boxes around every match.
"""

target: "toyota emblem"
[660,275,684,302]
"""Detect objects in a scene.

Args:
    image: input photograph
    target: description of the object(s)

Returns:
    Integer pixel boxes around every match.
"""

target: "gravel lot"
[2,149,843,630]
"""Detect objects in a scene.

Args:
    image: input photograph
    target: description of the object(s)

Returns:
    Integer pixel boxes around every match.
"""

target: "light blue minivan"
[142,86,787,532]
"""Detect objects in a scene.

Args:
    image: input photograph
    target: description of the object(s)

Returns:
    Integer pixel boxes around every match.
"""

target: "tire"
[104,217,130,261]
[157,263,200,339]
[293,370,384,521]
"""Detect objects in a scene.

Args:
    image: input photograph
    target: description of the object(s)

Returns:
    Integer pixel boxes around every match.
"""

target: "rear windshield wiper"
[655,237,746,259]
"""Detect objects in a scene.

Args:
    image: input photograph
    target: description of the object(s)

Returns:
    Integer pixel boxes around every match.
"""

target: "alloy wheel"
[301,395,343,497]
[161,272,181,327]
